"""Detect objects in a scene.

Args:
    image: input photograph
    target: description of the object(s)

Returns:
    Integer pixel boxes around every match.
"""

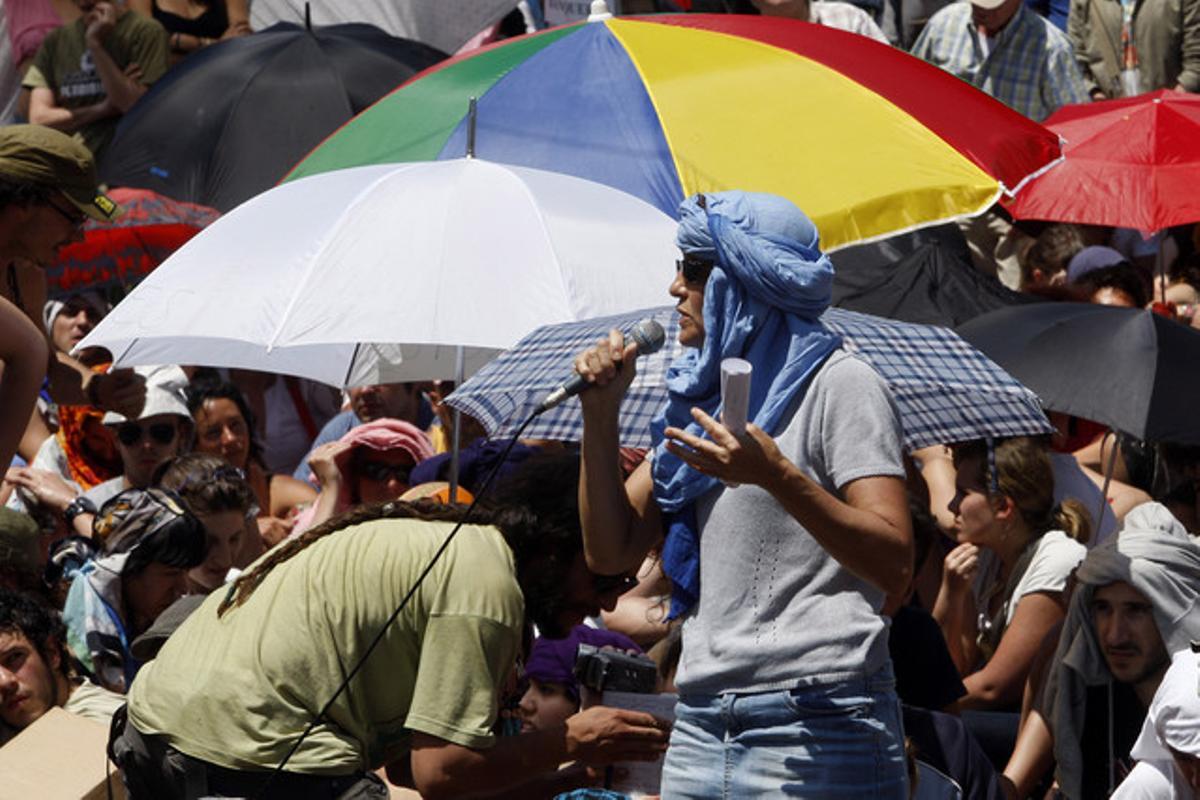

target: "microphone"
[537,318,666,413]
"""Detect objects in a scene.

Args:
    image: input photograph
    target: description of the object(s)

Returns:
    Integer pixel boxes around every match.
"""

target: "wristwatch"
[63,495,98,529]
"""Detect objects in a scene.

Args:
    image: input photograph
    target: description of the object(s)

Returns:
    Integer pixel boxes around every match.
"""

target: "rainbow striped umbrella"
[289,13,1062,251]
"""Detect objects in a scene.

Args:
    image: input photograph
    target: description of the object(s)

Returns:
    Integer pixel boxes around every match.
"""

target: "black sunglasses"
[676,255,714,285]
[59,298,101,320]
[116,421,177,447]
[359,460,413,483]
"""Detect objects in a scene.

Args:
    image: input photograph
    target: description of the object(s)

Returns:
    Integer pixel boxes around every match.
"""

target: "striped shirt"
[911,1,1088,121]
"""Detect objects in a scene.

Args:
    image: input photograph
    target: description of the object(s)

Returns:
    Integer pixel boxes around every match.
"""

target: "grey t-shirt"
[676,350,905,695]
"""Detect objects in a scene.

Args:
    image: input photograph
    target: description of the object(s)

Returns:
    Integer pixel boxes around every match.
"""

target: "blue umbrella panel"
[447,306,1053,450]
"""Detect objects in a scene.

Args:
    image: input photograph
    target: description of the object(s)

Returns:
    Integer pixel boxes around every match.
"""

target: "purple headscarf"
[525,625,642,700]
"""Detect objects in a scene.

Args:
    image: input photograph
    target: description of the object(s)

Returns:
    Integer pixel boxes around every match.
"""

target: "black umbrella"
[832,225,1034,328]
[957,303,1200,444]
[99,22,445,211]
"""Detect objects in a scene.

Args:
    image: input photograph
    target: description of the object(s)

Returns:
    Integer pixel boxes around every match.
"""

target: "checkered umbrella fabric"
[446,306,1052,450]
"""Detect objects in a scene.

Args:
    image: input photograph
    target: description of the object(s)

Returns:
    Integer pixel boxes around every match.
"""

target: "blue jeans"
[661,668,908,799]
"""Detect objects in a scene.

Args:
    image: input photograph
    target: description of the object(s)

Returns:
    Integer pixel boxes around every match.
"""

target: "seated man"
[22,0,169,158]
[0,588,124,744]
[112,453,669,799]
[1002,502,1200,799]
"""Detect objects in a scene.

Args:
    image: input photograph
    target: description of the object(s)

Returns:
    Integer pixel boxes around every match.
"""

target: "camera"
[574,643,658,694]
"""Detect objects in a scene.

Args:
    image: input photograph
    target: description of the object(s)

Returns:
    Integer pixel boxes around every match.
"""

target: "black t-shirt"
[889,604,967,711]
[1080,681,1145,797]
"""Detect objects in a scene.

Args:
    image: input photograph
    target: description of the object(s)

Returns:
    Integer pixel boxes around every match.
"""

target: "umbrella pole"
[449,345,465,503]
[1096,429,1120,542]
[1158,234,1166,305]
[466,98,477,159]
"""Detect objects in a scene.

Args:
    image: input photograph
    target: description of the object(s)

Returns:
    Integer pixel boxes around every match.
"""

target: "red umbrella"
[46,188,219,299]
[1005,90,1200,231]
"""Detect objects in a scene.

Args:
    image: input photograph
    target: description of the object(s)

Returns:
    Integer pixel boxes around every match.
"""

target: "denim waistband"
[679,660,897,704]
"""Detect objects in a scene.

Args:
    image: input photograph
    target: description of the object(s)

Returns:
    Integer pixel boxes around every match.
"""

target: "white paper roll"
[720,358,752,435]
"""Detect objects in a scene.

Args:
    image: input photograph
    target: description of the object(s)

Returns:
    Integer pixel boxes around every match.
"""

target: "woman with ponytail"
[934,436,1089,713]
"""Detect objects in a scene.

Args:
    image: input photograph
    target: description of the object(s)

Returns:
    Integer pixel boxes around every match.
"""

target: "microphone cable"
[255,317,660,796]
[254,410,539,798]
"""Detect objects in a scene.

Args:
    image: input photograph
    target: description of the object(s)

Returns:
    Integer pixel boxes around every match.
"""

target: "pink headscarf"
[326,418,434,510]
[292,418,435,535]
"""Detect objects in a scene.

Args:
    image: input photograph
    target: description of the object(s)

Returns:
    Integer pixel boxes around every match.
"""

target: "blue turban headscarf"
[652,191,841,618]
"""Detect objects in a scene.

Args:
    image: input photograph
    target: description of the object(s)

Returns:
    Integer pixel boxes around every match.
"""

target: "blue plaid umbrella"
[447,306,1053,450]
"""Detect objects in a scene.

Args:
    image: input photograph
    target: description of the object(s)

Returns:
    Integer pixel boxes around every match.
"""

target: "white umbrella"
[79,158,679,387]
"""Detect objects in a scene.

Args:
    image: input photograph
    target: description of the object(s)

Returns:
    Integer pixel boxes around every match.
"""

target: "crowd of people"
[1,1,1200,799]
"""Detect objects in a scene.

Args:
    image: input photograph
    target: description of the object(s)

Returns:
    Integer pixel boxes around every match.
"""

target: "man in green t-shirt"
[22,0,168,158]
[113,454,670,798]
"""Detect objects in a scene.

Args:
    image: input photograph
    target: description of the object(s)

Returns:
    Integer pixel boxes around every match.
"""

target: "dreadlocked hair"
[217,499,477,616]
[953,436,1092,544]
[217,451,589,621]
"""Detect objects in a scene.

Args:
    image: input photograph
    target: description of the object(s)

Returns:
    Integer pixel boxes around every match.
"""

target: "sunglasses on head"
[359,460,412,483]
[676,255,714,285]
[115,421,177,447]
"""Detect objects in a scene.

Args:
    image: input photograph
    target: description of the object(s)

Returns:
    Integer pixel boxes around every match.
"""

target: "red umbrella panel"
[47,188,220,300]
[1004,90,1200,231]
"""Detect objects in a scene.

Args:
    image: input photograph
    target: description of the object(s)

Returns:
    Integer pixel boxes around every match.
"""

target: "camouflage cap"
[0,124,118,221]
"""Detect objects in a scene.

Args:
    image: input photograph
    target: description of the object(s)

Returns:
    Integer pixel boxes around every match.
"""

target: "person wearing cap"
[291,381,434,483]
[62,487,205,693]
[294,417,436,535]
[911,0,1088,121]
[1001,502,1200,799]
[574,192,912,797]
[4,364,190,538]
[21,0,168,158]
[0,588,125,745]
[0,125,144,455]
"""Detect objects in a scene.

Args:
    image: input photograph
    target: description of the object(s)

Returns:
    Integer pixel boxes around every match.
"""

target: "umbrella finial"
[588,0,613,21]
[304,2,312,31]
[466,97,478,159]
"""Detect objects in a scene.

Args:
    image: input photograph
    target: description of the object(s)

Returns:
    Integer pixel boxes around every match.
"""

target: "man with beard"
[1002,502,1200,799]
[112,453,669,799]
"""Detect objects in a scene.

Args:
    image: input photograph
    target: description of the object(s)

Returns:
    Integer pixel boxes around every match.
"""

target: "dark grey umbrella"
[99,22,445,211]
[956,303,1200,444]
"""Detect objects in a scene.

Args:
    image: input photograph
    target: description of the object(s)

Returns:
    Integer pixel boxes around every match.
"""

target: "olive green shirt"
[127,519,525,774]
[22,12,168,156]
